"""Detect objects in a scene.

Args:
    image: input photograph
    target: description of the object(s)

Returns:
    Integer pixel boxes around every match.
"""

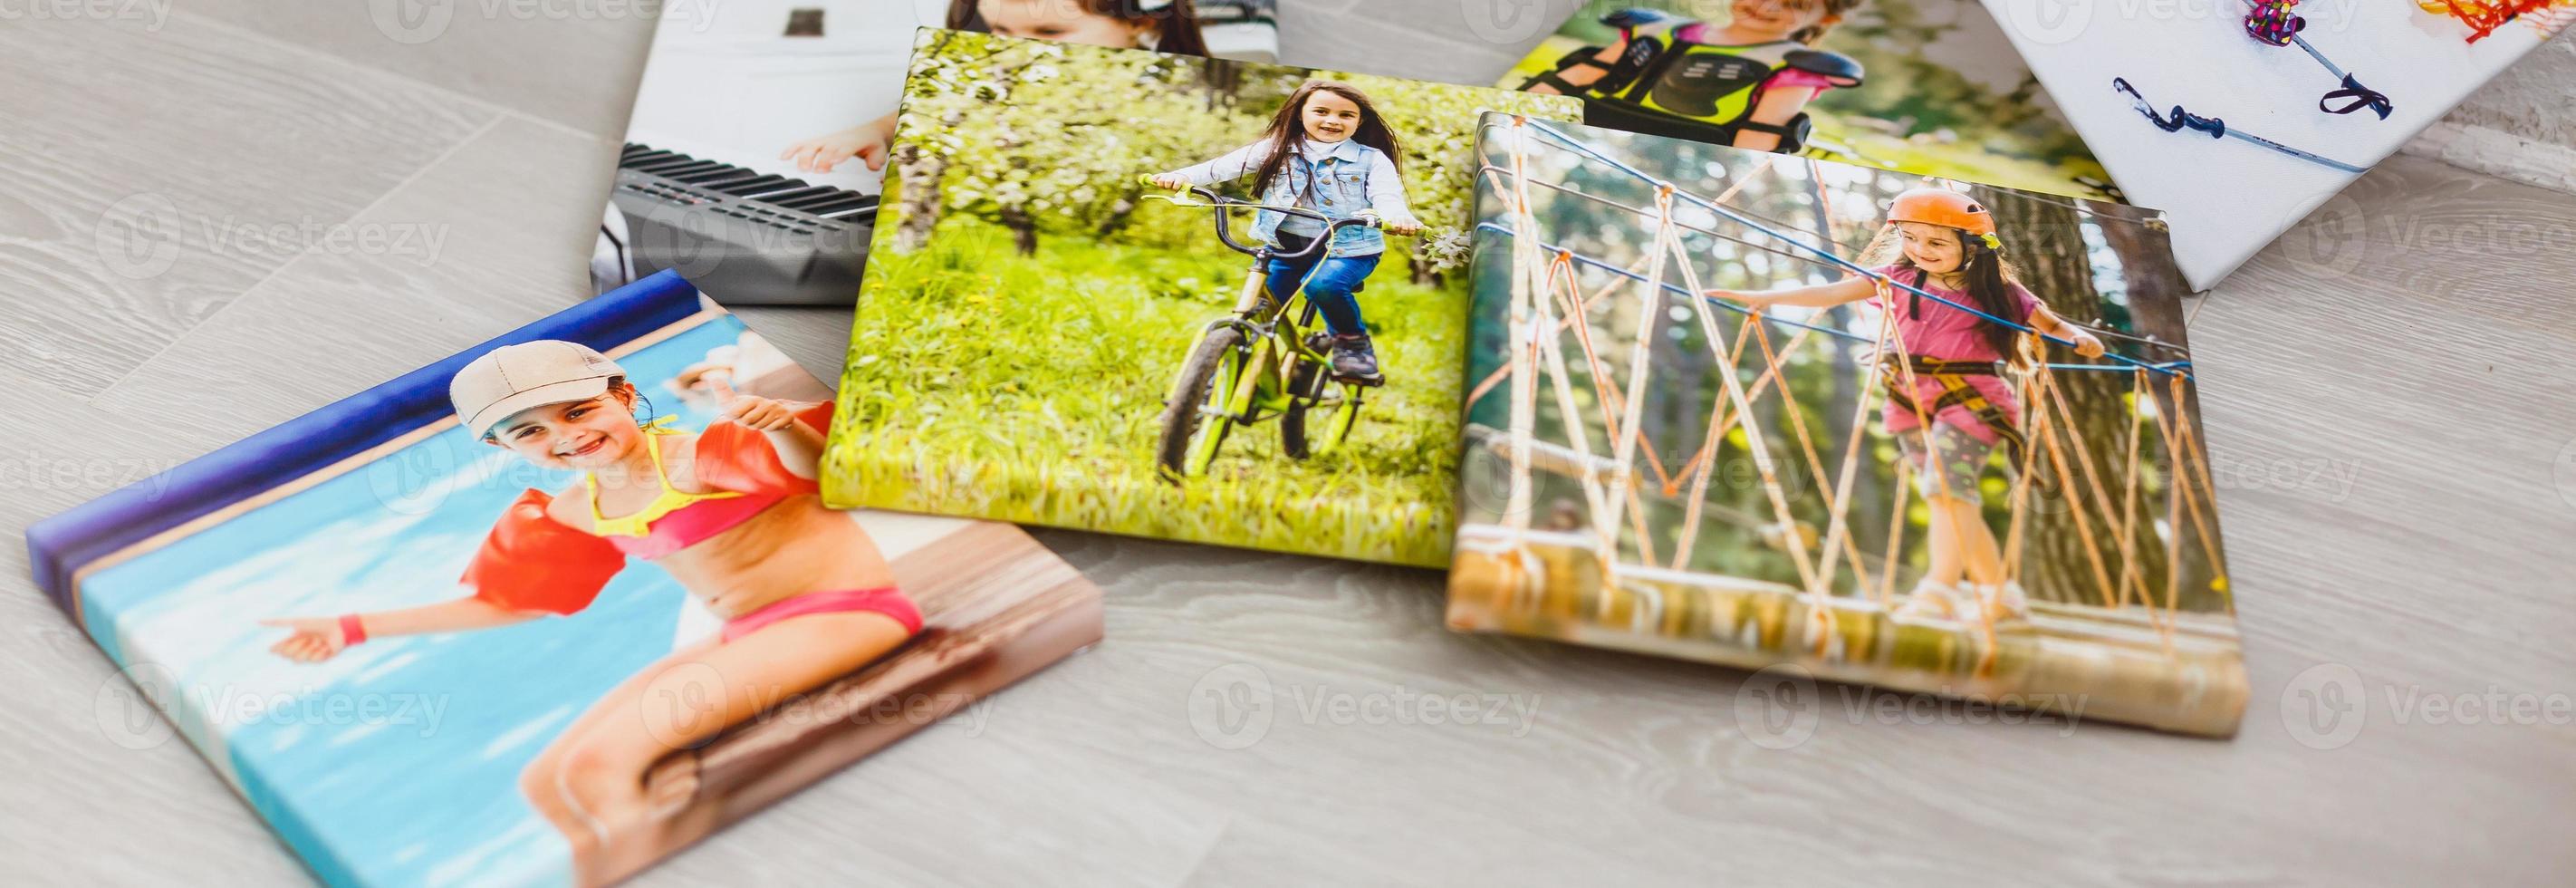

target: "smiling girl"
[1149,81,1423,380]
[1704,189,2105,626]
[780,0,1213,173]
[261,340,918,883]
[1521,1,1866,153]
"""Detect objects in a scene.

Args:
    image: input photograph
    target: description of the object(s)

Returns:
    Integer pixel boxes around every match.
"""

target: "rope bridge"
[1449,117,2243,735]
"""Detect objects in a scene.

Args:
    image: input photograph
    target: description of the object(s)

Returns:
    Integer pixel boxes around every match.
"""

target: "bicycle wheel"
[1157,326,1246,480]
[1281,359,1361,459]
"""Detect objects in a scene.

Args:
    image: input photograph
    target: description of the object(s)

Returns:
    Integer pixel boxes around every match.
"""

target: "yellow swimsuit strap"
[585,420,746,537]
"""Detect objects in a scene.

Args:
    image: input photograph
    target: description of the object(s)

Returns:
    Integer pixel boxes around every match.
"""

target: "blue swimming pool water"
[81,317,753,887]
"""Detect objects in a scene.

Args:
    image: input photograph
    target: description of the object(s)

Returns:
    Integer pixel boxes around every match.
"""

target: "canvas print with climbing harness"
[1495,0,2116,201]
[1451,114,2241,736]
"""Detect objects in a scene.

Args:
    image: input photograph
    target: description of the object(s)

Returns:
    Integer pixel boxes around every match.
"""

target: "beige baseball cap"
[451,341,626,438]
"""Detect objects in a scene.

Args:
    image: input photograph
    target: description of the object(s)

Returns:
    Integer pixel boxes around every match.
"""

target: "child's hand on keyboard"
[781,116,895,173]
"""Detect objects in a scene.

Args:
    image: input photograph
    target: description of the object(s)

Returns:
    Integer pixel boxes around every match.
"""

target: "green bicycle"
[1146,180,1394,481]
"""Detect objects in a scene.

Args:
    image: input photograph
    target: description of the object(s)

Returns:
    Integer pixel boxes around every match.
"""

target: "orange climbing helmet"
[1886,188,1996,237]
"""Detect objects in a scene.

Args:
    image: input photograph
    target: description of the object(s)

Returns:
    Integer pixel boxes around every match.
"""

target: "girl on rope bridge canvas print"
[1450,115,2243,737]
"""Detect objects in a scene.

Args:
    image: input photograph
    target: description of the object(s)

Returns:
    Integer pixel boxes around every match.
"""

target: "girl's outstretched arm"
[1705,275,1876,310]
[711,380,825,479]
[2028,305,2108,357]
[1525,34,1631,95]
[1149,139,1272,190]
[263,598,540,662]
[1360,150,1423,236]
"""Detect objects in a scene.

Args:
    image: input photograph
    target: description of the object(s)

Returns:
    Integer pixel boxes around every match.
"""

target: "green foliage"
[827,217,1468,566]
[827,32,1581,565]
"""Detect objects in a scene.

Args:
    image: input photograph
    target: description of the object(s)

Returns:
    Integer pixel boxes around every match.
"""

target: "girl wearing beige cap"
[261,339,917,882]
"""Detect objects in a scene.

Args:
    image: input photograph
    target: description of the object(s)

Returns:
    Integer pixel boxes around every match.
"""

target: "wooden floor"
[4,3,2571,885]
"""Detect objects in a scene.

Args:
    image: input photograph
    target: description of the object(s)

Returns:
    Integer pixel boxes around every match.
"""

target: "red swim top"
[458,401,832,615]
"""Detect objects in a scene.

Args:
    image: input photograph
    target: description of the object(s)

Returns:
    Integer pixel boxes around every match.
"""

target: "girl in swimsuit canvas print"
[261,337,920,883]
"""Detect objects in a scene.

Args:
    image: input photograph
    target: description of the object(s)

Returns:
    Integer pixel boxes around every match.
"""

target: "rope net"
[1461,117,2232,679]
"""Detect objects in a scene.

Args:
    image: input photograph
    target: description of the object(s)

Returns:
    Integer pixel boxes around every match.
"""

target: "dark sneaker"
[1330,334,1381,381]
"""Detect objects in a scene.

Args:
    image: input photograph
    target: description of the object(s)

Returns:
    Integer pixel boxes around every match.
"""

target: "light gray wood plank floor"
[3,3,2571,885]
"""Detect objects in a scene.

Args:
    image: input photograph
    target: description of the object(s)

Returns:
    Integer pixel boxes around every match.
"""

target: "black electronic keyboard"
[600,142,881,305]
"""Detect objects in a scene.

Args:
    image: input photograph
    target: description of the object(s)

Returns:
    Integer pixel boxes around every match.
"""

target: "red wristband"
[339,613,368,646]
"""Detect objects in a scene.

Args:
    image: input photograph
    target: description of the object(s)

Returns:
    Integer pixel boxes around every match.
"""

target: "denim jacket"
[1162,138,1417,259]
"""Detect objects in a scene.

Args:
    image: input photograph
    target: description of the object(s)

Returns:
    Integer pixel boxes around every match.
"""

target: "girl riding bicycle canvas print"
[820,30,1578,566]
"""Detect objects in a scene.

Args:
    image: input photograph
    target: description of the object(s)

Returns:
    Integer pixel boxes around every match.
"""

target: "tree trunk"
[890,115,955,255]
[1979,187,2166,606]
[2099,215,2223,613]
[1002,205,1037,256]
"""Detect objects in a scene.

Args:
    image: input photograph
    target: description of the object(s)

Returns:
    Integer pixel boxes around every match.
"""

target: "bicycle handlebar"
[1138,176,1397,260]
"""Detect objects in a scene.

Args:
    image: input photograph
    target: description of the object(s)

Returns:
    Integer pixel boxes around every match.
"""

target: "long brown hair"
[947,0,1211,56]
[1246,82,1403,200]
[1865,226,2033,370]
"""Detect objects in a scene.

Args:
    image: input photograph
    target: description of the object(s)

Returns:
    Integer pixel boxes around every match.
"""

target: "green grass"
[823,217,1463,567]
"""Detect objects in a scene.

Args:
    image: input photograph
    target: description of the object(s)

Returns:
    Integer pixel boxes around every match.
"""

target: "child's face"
[1896,221,1966,275]
[976,0,1151,49]
[1729,0,1830,36]
[485,391,642,471]
[1301,92,1362,144]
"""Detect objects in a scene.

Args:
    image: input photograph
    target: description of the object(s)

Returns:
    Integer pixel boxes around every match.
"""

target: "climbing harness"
[2112,77,2368,173]
[1470,116,2225,668]
[1520,8,1862,151]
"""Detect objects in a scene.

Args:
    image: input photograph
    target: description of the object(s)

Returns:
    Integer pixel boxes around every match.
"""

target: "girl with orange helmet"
[1704,188,2105,626]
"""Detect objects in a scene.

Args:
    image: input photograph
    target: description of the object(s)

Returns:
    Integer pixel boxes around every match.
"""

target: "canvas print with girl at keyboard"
[594,0,1279,304]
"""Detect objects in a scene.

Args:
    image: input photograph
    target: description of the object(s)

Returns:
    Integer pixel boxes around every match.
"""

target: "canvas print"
[1982,0,2573,287]
[1453,113,2244,735]
[592,0,1279,303]
[818,30,1581,566]
[24,274,1104,886]
[1486,0,2114,199]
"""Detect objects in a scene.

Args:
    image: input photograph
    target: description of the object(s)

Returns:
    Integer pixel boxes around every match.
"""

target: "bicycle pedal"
[1335,371,1388,387]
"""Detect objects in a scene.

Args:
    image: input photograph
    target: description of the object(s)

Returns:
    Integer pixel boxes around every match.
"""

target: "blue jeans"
[1263,231,1380,338]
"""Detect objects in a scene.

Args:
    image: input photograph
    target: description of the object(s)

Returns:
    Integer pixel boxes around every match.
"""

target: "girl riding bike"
[1149,81,1422,381]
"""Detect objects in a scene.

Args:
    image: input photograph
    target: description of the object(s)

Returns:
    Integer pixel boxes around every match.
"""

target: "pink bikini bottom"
[721,586,924,643]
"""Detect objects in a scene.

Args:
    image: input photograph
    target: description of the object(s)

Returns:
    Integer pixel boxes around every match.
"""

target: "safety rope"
[1476,116,2229,650]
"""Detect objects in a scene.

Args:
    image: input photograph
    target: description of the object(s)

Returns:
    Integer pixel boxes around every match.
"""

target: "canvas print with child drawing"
[819,31,1580,566]
[1490,0,2115,200]
[592,0,1277,303]
[24,276,1103,886]
[1454,113,2244,735]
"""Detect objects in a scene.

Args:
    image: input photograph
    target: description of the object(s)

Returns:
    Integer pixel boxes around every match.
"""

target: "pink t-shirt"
[1869,265,2041,444]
